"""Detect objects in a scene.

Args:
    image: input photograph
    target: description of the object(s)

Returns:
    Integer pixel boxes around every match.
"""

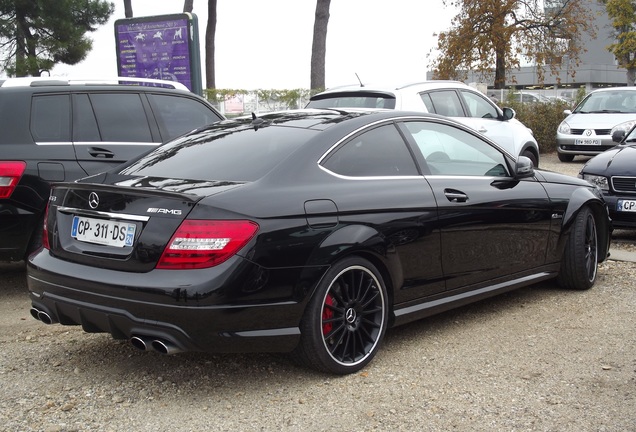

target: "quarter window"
[148,94,222,140]
[322,124,418,177]
[31,95,71,142]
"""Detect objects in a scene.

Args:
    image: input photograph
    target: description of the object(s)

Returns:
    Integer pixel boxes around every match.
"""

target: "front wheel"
[558,152,575,162]
[293,256,388,374]
[557,207,598,290]
[522,149,539,168]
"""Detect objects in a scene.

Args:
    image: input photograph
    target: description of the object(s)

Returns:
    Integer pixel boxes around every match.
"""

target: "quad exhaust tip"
[130,336,182,355]
[30,307,54,325]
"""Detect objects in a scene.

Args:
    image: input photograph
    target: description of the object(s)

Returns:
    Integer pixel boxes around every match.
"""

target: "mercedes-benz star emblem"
[345,308,357,324]
[88,192,99,209]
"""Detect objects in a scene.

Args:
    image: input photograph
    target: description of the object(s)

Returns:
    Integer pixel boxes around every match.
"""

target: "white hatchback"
[307,81,540,167]
[556,87,636,162]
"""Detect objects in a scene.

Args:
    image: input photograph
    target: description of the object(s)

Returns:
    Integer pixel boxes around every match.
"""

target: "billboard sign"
[115,13,202,94]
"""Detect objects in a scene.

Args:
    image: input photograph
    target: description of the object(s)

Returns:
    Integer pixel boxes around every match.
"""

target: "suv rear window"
[119,124,316,182]
[148,93,222,139]
[307,92,396,109]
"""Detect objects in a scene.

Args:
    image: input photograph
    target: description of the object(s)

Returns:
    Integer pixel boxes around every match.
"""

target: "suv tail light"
[157,220,259,269]
[0,161,26,199]
[42,203,50,250]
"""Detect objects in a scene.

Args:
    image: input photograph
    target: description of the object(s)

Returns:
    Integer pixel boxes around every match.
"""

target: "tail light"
[42,203,50,250]
[0,161,26,199]
[157,220,259,269]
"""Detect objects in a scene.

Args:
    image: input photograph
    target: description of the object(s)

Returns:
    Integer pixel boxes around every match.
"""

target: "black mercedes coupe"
[27,109,611,374]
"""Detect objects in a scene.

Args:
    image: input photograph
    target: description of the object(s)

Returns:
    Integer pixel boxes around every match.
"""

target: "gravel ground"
[1,153,634,432]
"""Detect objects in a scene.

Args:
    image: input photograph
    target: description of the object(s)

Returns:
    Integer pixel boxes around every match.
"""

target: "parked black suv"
[0,77,224,262]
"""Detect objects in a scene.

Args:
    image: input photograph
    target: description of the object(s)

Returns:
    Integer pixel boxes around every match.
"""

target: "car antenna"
[355,73,364,87]
[251,112,267,131]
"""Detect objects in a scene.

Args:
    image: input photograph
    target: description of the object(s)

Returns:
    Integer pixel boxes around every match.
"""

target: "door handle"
[444,189,468,202]
[88,147,115,158]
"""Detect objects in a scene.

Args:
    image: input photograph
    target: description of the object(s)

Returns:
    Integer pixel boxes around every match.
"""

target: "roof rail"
[0,76,189,91]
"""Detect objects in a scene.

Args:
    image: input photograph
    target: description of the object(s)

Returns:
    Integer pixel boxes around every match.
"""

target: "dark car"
[579,125,636,228]
[0,77,224,262]
[27,109,611,374]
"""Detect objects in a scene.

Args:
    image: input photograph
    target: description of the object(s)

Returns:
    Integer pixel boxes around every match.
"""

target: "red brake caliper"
[322,294,334,335]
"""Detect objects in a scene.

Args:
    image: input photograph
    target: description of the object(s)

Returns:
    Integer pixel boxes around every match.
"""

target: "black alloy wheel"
[558,207,598,290]
[294,256,388,374]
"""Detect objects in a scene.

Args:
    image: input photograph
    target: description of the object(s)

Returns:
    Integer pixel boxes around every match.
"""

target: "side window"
[419,93,434,113]
[427,91,465,117]
[322,124,418,177]
[148,94,222,140]
[31,95,71,142]
[402,121,510,177]
[460,90,499,119]
[89,93,153,142]
[72,94,101,141]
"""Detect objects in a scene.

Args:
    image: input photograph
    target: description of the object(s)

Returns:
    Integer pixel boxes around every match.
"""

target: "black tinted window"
[307,94,396,109]
[119,124,315,181]
[90,93,152,142]
[31,95,70,142]
[322,124,418,177]
[73,94,101,141]
[148,94,222,140]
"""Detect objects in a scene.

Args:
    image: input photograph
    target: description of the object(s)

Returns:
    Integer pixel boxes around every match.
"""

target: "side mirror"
[501,107,516,120]
[515,156,534,178]
[563,109,572,115]
[612,130,626,143]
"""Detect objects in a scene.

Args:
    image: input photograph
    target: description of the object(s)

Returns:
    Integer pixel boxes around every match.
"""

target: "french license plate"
[617,200,636,212]
[574,138,601,145]
[71,216,136,247]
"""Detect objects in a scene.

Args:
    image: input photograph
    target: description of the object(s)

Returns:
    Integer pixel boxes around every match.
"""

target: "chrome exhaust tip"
[130,336,149,351]
[151,339,182,355]
[29,308,40,320]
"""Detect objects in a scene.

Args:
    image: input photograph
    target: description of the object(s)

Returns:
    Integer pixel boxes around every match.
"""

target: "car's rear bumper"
[27,250,327,354]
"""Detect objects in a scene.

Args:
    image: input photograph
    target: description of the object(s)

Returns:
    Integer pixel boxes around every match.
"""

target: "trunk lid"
[46,175,246,272]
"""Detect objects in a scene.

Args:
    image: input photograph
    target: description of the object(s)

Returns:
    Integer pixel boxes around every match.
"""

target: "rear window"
[307,93,396,109]
[119,124,316,182]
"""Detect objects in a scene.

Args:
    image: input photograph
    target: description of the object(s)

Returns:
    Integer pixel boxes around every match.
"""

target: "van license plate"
[71,216,136,247]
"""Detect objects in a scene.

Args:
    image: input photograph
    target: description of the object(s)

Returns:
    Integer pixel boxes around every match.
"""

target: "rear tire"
[558,152,575,162]
[293,256,388,374]
[557,207,598,290]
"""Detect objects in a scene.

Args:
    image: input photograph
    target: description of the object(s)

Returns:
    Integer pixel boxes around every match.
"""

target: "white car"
[556,87,636,162]
[307,81,540,167]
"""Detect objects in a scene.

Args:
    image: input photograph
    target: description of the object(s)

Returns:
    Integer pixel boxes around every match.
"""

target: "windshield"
[574,90,636,114]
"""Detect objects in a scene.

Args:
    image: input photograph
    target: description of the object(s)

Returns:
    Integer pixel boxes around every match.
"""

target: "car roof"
[588,86,636,94]
[313,80,474,96]
[0,76,190,91]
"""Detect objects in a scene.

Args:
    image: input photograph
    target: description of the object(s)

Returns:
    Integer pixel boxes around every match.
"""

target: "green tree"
[431,0,596,89]
[310,0,330,91]
[0,0,114,77]
[604,0,636,85]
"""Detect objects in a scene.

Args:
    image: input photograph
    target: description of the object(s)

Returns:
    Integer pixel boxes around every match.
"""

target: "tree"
[310,0,331,91]
[204,0,217,89]
[604,0,636,85]
[123,0,132,18]
[430,0,596,89]
[0,0,114,77]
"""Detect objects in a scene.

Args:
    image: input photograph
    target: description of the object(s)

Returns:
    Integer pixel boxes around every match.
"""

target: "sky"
[50,0,458,90]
